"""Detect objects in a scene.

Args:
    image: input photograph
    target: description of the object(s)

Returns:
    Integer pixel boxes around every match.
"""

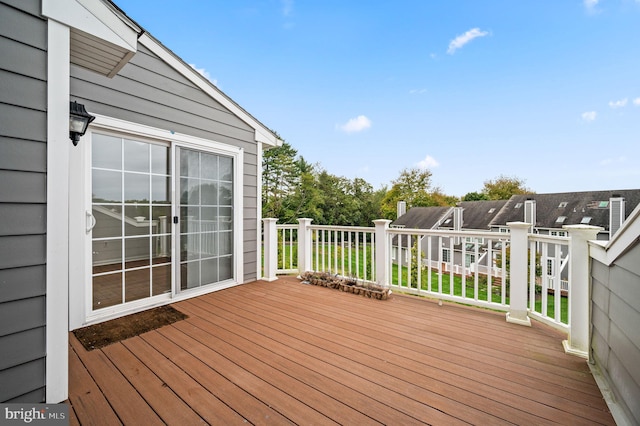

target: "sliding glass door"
[178,147,234,291]
[89,133,234,312]
[90,133,172,310]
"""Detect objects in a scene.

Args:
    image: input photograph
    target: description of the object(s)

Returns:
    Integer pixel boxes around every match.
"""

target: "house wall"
[0,0,47,402]
[70,43,261,282]
[591,243,640,424]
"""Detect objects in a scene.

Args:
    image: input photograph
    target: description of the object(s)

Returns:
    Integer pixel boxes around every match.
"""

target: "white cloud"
[447,28,489,55]
[581,111,597,121]
[409,88,427,95]
[600,156,627,166]
[189,63,217,85]
[633,97,640,106]
[417,155,439,170]
[282,0,294,16]
[609,98,628,108]
[338,115,372,133]
[584,0,599,12]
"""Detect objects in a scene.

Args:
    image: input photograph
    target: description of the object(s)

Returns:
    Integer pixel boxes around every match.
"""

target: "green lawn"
[274,242,567,324]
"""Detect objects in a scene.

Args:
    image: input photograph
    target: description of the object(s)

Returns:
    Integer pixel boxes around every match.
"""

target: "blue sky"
[116,0,640,197]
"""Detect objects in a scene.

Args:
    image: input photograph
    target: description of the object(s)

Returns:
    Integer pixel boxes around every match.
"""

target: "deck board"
[69,276,615,425]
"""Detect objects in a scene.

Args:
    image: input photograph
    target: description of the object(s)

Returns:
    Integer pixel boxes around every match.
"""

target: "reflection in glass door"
[91,133,172,310]
[178,148,234,291]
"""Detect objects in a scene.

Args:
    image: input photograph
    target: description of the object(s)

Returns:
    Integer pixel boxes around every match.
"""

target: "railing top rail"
[387,227,510,240]
[309,224,376,232]
[275,224,298,229]
[528,234,570,244]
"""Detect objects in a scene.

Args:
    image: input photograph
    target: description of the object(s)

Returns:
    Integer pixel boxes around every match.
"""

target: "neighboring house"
[391,190,640,277]
[390,206,453,265]
[0,0,280,403]
[490,190,640,240]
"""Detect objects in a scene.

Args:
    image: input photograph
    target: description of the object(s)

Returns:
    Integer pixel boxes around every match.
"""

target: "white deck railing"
[263,218,601,357]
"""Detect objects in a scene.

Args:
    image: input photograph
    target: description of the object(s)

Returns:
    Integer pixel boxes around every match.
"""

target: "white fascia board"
[138,33,280,148]
[42,0,138,53]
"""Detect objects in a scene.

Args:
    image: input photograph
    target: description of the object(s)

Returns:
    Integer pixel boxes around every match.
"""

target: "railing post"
[507,222,532,326]
[562,224,602,358]
[297,218,313,276]
[373,219,392,287]
[262,218,278,282]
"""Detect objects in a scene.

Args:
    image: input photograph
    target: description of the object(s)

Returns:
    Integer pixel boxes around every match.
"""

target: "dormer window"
[599,201,609,208]
[514,203,523,209]
[556,216,566,223]
[488,208,495,214]
[581,216,592,224]
[558,202,568,208]
[444,218,452,224]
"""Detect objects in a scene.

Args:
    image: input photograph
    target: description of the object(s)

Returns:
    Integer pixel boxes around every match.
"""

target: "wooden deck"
[68,276,614,425]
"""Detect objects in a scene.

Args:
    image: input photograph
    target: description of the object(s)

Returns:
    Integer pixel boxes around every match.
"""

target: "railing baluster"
[461,238,466,298]
[474,241,479,300]
[449,237,454,296]
[427,236,432,292]
[541,242,548,317]
[554,244,562,323]
[500,244,507,305]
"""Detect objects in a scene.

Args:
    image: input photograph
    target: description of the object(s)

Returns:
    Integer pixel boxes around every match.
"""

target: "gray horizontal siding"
[0,170,46,203]
[0,137,47,173]
[71,42,262,282]
[0,358,45,402]
[0,266,46,304]
[0,204,46,236]
[0,0,47,403]
[591,243,640,424]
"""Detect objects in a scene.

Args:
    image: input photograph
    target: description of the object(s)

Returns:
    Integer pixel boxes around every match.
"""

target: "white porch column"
[297,218,313,276]
[45,18,70,404]
[262,218,278,282]
[373,220,392,287]
[562,224,602,358]
[506,222,532,326]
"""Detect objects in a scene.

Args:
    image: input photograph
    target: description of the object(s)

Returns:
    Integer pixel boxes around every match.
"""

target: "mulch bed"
[73,305,188,351]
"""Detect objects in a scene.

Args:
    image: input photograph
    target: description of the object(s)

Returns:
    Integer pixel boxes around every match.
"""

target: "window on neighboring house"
[556,216,566,223]
[514,203,523,208]
[546,259,555,276]
[442,248,451,263]
[558,202,568,208]
[599,201,609,208]
[465,253,475,267]
[550,230,567,237]
[499,227,510,233]
[581,216,592,224]
[488,208,495,214]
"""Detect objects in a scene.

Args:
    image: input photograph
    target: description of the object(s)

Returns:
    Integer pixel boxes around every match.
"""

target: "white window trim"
[70,114,244,327]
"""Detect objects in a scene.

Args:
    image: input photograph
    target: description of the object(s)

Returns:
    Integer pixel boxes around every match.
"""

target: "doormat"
[73,305,188,351]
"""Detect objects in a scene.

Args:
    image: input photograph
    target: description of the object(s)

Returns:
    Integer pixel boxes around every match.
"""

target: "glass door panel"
[91,133,171,311]
[178,147,234,291]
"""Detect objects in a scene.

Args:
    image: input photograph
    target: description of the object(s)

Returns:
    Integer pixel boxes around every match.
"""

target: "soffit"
[43,0,140,77]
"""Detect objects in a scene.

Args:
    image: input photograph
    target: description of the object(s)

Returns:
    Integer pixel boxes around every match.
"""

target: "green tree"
[262,141,301,219]
[482,175,533,200]
[462,191,489,201]
[380,168,456,219]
